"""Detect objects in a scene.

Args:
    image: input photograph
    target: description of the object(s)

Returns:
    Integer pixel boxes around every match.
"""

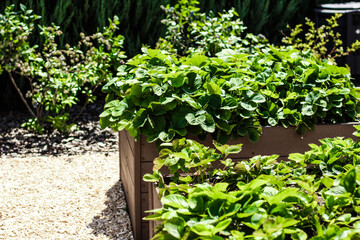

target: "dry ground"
[0,153,134,240]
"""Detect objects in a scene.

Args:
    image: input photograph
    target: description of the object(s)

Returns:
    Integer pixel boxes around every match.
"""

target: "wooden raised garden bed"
[119,122,359,240]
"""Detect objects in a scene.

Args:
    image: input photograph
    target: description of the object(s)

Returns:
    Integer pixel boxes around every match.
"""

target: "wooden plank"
[120,141,135,178]
[190,122,360,159]
[141,162,154,192]
[119,132,121,179]
[133,138,142,240]
[141,222,149,240]
[140,136,158,162]
[141,192,149,218]
[124,130,135,156]
[148,182,164,238]
[120,166,136,229]
[120,149,135,186]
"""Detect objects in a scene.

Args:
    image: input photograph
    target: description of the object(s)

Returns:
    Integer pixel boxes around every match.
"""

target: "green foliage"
[101,47,360,143]
[0,5,126,133]
[282,13,360,63]
[0,0,171,57]
[156,0,266,57]
[144,136,360,239]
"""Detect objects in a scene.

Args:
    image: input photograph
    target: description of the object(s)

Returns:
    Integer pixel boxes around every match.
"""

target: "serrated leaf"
[164,217,185,238]
[161,194,189,209]
[207,82,221,95]
[200,113,216,133]
[185,113,206,125]
[240,101,257,111]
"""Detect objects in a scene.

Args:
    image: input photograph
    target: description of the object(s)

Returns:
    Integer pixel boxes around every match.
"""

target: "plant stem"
[7,71,37,118]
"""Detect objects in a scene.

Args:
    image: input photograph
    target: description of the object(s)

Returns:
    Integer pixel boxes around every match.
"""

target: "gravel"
[0,103,134,239]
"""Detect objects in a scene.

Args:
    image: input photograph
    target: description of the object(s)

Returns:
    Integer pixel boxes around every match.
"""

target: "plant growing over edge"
[100,47,360,143]
[143,137,360,239]
[281,13,360,63]
[0,4,126,133]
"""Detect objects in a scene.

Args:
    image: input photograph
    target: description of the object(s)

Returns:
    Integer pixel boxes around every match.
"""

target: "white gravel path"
[0,153,133,240]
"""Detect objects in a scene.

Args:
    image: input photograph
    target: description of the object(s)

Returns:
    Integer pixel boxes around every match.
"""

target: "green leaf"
[208,199,224,218]
[248,128,261,142]
[189,196,204,212]
[164,217,185,238]
[302,105,316,116]
[212,219,232,234]
[324,186,348,196]
[221,97,238,110]
[170,74,186,87]
[161,194,189,209]
[225,144,243,156]
[185,54,208,67]
[251,93,266,103]
[342,168,356,193]
[191,224,212,236]
[288,153,305,163]
[231,230,244,240]
[213,183,229,192]
[207,82,221,95]
[186,113,206,125]
[133,108,147,128]
[99,109,112,118]
[112,104,127,117]
[20,4,27,11]
[268,117,277,126]
[143,173,160,182]
[172,107,191,129]
[159,130,175,142]
[265,188,299,205]
[99,116,110,129]
[240,101,257,111]
[336,213,351,222]
[200,113,216,133]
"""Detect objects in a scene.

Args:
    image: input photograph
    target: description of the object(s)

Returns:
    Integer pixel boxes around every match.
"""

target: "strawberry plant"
[100,46,360,143]
[143,136,360,239]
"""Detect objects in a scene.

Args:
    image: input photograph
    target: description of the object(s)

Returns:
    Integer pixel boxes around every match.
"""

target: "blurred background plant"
[156,0,267,57]
[281,13,360,64]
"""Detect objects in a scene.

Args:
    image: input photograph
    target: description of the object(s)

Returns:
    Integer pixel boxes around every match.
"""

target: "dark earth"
[0,102,118,158]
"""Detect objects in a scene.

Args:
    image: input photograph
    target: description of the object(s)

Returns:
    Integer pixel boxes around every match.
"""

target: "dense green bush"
[100,47,360,143]
[144,136,360,239]
[0,5,125,133]
[156,0,267,57]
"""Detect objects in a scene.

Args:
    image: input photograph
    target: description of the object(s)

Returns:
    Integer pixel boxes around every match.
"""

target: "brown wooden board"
[141,222,149,240]
[141,162,154,193]
[191,123,360,159]
[120,142,135,183]
[140,137,158,162]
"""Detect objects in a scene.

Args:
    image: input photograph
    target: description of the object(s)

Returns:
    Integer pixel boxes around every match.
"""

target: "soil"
[0,103,118,158]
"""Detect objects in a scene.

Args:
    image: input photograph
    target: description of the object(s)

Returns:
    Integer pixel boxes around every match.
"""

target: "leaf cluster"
[100,47,360,143]
[144,136,360,239]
